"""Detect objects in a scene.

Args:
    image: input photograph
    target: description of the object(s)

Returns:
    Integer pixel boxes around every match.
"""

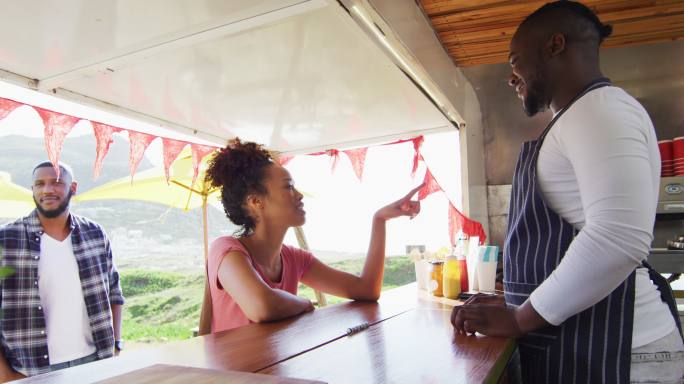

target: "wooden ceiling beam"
[418,0,684,67]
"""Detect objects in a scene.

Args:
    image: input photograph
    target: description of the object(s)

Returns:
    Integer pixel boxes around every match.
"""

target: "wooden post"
[294,226,327,307]
[198,196,213,335]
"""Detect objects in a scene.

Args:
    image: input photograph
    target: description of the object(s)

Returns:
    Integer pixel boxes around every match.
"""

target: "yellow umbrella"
[0,171,35,218]
[75,149,219,259]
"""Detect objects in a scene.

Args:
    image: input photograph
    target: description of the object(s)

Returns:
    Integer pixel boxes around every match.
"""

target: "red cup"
[659,140,674,162]
[674,137,684,160]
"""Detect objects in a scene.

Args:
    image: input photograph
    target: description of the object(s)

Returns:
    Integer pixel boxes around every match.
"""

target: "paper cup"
[466,237,480,291]
[659,140,674,162]
[673,137,684,160]
[476,246,498,292]
[414,260,429,290]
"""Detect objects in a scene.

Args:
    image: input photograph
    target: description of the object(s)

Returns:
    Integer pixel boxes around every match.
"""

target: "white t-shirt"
[531,85,676,348]
[38,233,96,364]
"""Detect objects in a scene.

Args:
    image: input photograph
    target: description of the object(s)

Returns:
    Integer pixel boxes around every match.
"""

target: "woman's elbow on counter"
[349,285,381,301]
[243,305,273,323]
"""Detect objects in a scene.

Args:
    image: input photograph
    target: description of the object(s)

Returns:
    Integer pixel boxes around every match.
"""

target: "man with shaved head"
[451,1,683,383]
[0,162,124,379]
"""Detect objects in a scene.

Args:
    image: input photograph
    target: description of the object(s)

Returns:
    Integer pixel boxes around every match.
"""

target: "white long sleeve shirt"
[530,85,676,348]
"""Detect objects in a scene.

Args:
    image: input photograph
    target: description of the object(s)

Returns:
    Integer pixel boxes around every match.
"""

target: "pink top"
[207,236,315,333]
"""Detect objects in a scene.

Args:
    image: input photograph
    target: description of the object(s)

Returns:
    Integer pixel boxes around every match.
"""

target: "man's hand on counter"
[462,293,506,306]
[451,298,549,338]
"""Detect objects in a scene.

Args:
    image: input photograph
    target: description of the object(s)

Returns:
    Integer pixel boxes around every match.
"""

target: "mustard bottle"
[442,253,461,299]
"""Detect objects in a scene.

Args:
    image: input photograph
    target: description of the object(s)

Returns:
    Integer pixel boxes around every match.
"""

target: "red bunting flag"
[417,167,441,200]
[382,135,424,177]
[411,136,424,177]
[35,107,80,179]
[343,147,368,182]
[448,202,486,246]
[191,144,216,188]
[128,130,157,181]
[326,149,340,173]
[92,122,122,180]
[162,138,188,183]
[0,98,22,120]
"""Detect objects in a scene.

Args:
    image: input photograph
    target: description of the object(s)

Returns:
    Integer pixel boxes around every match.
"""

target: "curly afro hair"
[205,138,275,236]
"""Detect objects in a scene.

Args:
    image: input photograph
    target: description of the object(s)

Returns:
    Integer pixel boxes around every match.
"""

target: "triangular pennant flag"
[448,202,487,246]
[92,122,122,180]
[0,98,23,120]
[191,144,216,188]
[343,147,368,182]
[128,130,157,181]
[162,138,188,183]
[326,149,340,173]
[418,167,441,200]
[35,107,80,179]
[411,136,424,177]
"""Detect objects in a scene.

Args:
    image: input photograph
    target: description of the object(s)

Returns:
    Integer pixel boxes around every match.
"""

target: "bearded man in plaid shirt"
[0,161,124,380]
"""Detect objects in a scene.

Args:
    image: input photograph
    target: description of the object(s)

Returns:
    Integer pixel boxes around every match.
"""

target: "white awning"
[0,0,462,153]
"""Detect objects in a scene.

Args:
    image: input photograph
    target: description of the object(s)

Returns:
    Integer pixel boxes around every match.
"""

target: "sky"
[0,80,462,255]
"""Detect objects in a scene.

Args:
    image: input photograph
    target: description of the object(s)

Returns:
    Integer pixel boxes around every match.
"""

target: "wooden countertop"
[18,284,514,384]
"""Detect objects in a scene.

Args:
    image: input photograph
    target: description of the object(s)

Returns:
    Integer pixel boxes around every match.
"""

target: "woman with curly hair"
[204,138,422,332]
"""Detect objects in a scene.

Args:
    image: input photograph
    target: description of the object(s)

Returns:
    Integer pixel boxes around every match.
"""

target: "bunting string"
[0,96,486,245]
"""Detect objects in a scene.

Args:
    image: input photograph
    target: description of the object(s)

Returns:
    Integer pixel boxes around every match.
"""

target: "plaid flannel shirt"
[0,210,125,376]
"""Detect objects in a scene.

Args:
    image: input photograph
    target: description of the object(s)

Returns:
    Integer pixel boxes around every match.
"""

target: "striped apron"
[503,79,683,383]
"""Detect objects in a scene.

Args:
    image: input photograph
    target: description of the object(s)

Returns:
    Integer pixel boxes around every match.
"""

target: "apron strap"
[641,260,683,338]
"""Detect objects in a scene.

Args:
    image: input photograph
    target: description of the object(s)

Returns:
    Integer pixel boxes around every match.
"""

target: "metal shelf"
[649,249,684,274]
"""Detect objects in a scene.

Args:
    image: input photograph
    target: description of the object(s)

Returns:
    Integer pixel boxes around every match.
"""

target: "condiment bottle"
[457,253,469,293]
[454,234,470,293]
[442,252,461,299]
[428,261,444,297]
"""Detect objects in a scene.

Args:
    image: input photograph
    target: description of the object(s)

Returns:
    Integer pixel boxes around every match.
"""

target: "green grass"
[119,256,416,342]
[120,271,204,341]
